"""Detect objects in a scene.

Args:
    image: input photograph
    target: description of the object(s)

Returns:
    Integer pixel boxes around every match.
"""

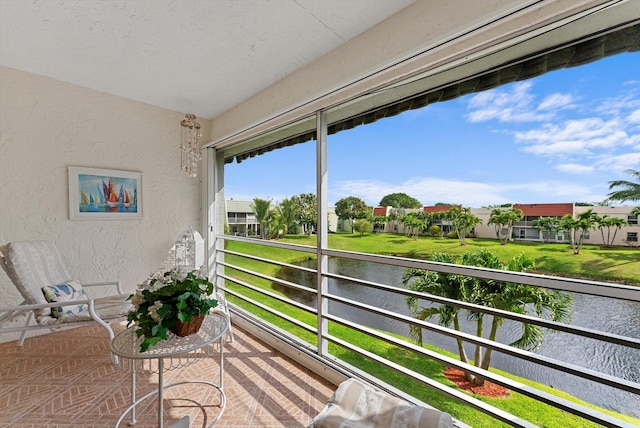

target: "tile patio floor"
[0,322,336,428]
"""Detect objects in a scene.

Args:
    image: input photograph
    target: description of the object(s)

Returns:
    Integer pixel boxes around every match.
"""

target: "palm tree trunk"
[453,315,475,382]
[453,315,469,363]
[473,315,501,386]
[474,316,483,368]
[481,316,500,369]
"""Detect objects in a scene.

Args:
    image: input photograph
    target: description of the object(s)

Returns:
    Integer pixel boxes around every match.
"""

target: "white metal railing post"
[204,147,214,278]
[316,110,329,356]
[208,148,227,292]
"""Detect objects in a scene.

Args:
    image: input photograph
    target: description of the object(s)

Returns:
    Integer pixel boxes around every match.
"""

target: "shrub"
[429,225,442,237]
[354,219,373,236]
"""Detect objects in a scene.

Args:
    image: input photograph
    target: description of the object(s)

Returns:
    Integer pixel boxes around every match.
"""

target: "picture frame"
[68,166,143,220]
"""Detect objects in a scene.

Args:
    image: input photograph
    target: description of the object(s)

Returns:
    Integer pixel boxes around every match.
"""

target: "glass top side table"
[110,312,229,428]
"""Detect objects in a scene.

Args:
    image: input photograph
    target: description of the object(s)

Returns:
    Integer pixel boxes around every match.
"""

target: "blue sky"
[225,52,639,208]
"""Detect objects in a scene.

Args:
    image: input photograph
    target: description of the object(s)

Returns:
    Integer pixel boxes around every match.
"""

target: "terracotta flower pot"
[170,313,206,337]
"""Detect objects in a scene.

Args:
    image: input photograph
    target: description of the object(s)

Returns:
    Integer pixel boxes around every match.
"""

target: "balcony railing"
[213,234,639,428]
[227,218,258,224]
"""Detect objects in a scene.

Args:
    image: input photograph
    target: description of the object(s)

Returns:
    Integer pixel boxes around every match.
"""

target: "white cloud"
[594,152,640,172]
[515,117,637,157]
[466,82,553,123]
[555,163,594,174]
[595,91,640,116]
[628,109,640,124]
[330,177,605,207]
[524,139,588,156]
[538,93,574,111]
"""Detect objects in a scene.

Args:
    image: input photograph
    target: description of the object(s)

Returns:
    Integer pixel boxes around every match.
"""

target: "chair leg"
[225,308,234,343]
[216,292,234,343]
[88,300,119,366]
[18,312,34,346]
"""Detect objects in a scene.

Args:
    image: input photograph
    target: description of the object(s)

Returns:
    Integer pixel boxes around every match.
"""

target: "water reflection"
[274,257,640,417]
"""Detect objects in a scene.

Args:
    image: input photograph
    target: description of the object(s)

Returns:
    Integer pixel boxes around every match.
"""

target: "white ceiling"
[0,0,414,120]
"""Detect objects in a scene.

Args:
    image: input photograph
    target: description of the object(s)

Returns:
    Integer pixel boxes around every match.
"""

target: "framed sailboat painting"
[68,166,143,220]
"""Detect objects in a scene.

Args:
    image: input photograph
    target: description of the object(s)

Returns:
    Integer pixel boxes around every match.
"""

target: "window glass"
[326,52,638,249]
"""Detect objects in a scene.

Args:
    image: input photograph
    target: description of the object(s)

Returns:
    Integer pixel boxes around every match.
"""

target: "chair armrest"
[0,300,27,323]
[0,299,94,314]
[0,300,96,333]
[82,280,125,295]
[0,294,131,317]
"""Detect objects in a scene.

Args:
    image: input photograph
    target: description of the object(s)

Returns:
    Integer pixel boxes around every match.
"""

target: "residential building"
[225,200,339,235]
[511,203,574,242]
[375,202,640,246]
[423,205,461,236]
[577,205,640,246]
[225,200,259,237]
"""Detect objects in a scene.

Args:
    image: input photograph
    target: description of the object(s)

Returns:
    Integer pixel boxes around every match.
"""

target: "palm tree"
[607,169,640,203]
[402,253,474,371]
[371,215,387,234]
[465,252,572,385]
[559,209,597,254]
[387,211,399,234]
[532,216,559,243]
[488,208,503,240]
[443,207,482,245]
[403,250,572,386]
[251,197,272,239]
[488,208,523,244]
[277,197,298,235]
[400,212,425,240]
[265,209,285,239]
[594,215,627,247]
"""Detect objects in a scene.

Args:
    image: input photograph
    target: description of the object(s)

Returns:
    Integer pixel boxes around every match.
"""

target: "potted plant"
[127,267,218,352]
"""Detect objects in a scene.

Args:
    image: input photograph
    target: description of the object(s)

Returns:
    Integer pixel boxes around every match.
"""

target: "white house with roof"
[225,200,259,237]
[373,203,639,246]
[225,200,339,236]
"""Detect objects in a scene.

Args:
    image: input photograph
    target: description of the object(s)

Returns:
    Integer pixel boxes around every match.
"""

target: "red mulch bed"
[443,367,510,398]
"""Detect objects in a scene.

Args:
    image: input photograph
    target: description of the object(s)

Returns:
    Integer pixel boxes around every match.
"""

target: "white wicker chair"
[0,240,132,364]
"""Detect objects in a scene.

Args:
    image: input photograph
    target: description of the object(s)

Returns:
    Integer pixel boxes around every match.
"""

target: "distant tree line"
[247,169,640,250]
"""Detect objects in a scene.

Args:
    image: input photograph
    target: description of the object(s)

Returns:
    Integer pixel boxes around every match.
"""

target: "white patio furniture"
[0,240,132,364]
[309,377,453,428]
[111,312,229,427]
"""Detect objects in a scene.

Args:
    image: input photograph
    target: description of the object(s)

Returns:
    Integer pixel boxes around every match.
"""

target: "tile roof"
[373,207,389,216]
[514,203,574,217]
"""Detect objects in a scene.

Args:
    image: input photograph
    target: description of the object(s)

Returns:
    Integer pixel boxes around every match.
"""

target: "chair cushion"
[5,241,73,305]
[42,281,89,318]
[310,378,453,428]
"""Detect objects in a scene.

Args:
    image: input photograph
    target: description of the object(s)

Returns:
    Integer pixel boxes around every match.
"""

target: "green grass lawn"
[222,235,640,427]
[282,232,640,286]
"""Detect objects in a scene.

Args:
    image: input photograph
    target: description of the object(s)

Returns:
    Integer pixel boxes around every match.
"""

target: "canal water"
[275,257,640,417]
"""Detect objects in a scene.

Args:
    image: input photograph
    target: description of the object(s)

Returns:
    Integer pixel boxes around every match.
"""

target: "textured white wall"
[0,66,207,340]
